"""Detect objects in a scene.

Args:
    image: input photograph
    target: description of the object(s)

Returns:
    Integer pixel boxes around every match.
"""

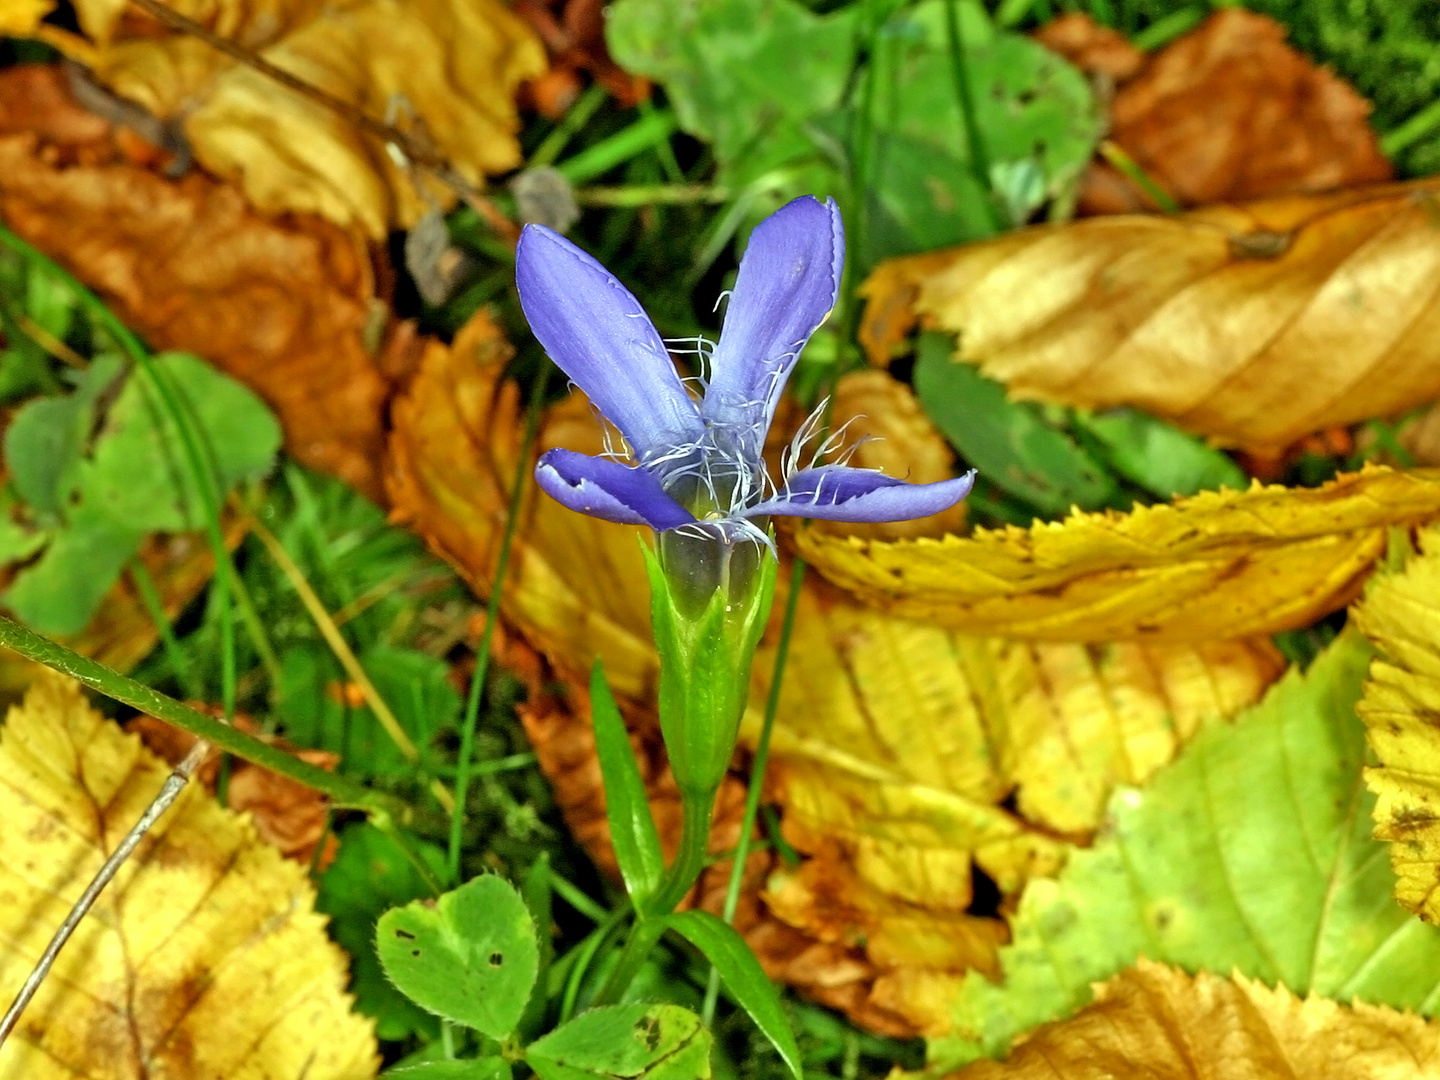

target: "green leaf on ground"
[913,332,1117,516]
[279,644,459,776]
[930,629,1440,1071]
[384,1059,513,1080]
[377,873,539,1038]
[1072,407,1248,499]
[3,500,144,635]
[526,1004,712,1080]
[80,351,280,532]
[316,823,447,1043]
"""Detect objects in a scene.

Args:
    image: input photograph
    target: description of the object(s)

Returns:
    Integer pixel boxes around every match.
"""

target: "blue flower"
[515,195,975,546]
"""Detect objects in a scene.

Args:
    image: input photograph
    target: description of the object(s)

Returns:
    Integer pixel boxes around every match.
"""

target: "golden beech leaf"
[790,466,1440,642]
[0,673,377,1078]
[948,960,1440,1079]
[386,315,1284,1036]
[859,180,1440,453]
[0,0,52,35]
[63,0,546,237]
[1351,524,1440,923]
[0,65,393,499]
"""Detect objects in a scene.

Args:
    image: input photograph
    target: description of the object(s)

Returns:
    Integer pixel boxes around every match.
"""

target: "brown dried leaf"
[1074,10,1392,214]
[1033,13,1144,84]
[792,465,1440,642]
[0,673,376,1078]
[948,961,1440,1080]
[860,181,1440,454]
[513,0,649,119]
[0,64,391,498]
[67,0,546,237]
[130,714,340,868]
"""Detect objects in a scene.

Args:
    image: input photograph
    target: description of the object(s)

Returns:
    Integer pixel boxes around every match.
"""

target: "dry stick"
[122,0,519,244]
[0,738,211,1047]
[243,508,457,814]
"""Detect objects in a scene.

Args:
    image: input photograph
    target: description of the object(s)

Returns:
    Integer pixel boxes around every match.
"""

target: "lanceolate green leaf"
[930,630,1440,1071]
[590,660,665,906]
[665,910,801,1080]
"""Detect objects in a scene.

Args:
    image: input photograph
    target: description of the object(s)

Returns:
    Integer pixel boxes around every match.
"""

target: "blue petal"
[748,467,976,523]
[702,197,845,440]
[517,225,704,463]
[535,449,696,530]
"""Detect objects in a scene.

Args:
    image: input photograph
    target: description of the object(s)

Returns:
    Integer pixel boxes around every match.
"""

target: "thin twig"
[0,738,210,1047]
[121,0,517,243]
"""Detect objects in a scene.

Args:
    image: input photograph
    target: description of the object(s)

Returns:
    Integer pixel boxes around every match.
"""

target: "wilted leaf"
[61,0,545,237]
[950,961,1440,1080]
[1352,524,1440,924]
[0,64,393,498]
[930,631,1440,1071]
[791,465,1440,642]
[0,672,377,1078]
[860,180,1440,454]
[1069,10,1392,214]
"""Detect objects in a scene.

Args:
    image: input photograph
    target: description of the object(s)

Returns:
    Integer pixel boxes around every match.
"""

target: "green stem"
[1097,140,1180,213]
[447,369,548,883]
[529,83,608,169]
[592,914,667,1008]
[129,559,203,701]
[646,785,717,917]
[702,558,806,1025]
[0,614,414,820]
[944,0,1002,233]
[575,184,731,208]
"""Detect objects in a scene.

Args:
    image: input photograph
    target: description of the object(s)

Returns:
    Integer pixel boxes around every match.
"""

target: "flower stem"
[590,785,716,1006]
[702,557,806,1025]
[646,785,717,917]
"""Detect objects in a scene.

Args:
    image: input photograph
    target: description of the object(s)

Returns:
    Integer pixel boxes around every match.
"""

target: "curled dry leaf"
[861,180,1440,454]
[0,64,391,498]
[129,714,339,868]
[60,0,546,237]
[0,673,376,1078]
[950,960,1440,1080]
[792,465,1440,642]
[1352,524,1440,924]
[513,0,650,119]
[385,312,1283,1035]
[1060,10,1391,215]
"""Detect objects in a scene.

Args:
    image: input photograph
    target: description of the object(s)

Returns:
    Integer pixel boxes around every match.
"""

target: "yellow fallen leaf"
[0,0,52,35]
[860,180,1440,453]
[65,0,545,237]
[790,466,1440,642]
[1352,524,1440,924]
[949,960,1440,1079]
[0,673,377,1078]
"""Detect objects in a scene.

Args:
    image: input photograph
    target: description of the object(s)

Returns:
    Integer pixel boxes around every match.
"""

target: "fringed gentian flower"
[517,195,974,560]
[515,195,974,822]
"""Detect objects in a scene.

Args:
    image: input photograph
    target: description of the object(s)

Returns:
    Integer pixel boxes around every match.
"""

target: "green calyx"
[643,533,778,801]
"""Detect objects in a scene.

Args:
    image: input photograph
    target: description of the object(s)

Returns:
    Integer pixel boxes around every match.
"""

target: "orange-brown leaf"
[860,181,1440,453]
[0,65,392,499]
[1077,10,1392,214]
[949,961,1440,1080]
